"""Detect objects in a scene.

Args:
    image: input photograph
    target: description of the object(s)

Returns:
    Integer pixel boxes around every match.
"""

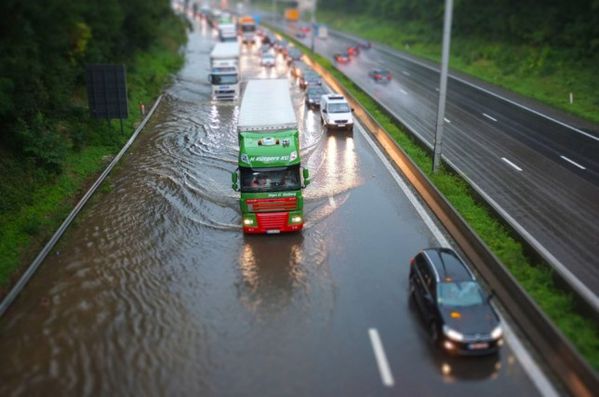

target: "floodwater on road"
[0,16,543,397]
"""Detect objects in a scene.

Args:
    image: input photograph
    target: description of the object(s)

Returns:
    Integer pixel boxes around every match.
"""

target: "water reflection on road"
[0,15,542,397]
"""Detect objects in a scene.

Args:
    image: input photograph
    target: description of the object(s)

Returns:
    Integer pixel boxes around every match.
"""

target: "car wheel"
[429,321,440,346]
[409,281,415,298]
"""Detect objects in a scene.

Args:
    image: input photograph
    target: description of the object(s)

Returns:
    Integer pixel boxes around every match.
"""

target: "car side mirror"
[302,168,311,187]
[322,109,327,113]
[487,290,495,303]
[351,108,355,112]
[231,172,239,191]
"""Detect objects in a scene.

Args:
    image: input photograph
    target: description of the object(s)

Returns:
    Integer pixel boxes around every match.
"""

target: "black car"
[299,70,322,90]
[368,68,392,83]
[409,248,503,356]
[305,86,327,109]
[287,48,303,64]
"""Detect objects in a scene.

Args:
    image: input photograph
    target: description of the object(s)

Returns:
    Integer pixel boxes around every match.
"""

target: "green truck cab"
[232,79,310,234]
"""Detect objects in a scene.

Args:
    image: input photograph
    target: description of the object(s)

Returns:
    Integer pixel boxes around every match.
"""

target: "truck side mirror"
[322,109,327,113]
[231,172,239,191]
[302,168,310,187]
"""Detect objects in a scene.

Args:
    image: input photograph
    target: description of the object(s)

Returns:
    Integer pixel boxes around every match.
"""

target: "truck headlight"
[290,151,297,161]
[443,325,464,341]
[291,215,302,223]
[491,325,503,339]
[243,218,254,225]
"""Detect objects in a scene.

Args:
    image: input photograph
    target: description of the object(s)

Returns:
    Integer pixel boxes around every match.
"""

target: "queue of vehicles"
[201,11,504,358]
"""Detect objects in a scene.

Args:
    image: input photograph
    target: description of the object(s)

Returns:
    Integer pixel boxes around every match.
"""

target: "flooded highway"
[0,18,548,396]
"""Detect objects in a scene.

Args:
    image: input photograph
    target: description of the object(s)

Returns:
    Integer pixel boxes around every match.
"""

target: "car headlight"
[291,215,302,223]
[491,325,503,339]
[243,218,254,226]
[443,325,464,341]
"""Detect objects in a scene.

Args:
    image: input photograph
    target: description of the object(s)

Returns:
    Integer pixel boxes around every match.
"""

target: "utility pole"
[310,0,317,52]
[432,0,453,173]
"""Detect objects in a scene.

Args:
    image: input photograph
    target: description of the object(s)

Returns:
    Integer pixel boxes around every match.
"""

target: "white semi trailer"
[208,42,240,101]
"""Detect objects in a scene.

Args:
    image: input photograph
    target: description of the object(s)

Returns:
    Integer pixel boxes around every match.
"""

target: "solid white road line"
[560,155,586,170]
[444,117,451,124]
[357,122,558,396]
[357,124,448,245]
[483,113,498,122]
[400,88,408,95]
[501,157,523,172]
[402,71,411,76]
[368,328,395,387]
[328,196,336,208]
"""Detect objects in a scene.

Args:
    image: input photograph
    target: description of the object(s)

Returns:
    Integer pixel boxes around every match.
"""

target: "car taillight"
[410,258,415,266]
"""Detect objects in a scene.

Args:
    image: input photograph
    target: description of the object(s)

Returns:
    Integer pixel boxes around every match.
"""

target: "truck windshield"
[328,103,350,113]
[211,74,238,84]
[240,166,301,193]
[241,25,256,33]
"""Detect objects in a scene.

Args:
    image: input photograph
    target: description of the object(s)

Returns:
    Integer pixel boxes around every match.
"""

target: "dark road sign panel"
[85,64,128,119]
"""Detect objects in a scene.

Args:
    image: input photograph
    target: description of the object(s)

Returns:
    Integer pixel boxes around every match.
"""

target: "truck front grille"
[247,197,297,212]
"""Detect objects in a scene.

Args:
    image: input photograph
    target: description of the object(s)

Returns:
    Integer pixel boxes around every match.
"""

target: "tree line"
[319,0,599,57]
[0,0,175,174]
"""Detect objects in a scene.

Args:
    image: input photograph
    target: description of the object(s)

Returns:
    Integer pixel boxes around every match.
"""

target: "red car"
[299,26,311,33]
[333,52,350,64]
[368,69,392,83]
[347,46,360,56]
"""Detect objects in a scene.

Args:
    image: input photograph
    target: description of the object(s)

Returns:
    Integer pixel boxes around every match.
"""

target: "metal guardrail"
[0,95,164,317]
[270,27,599,397]
[326,27,599,317]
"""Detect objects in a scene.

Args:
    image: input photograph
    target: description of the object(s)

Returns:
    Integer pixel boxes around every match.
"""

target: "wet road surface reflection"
[0,16,543,397]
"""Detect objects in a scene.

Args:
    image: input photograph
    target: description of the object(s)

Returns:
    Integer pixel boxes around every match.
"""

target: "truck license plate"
[266,230,281,234]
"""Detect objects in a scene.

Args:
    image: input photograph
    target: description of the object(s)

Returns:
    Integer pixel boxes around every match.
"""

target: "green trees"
[0,0,177,175]
[320,0,599,56]
[0,0,182,216]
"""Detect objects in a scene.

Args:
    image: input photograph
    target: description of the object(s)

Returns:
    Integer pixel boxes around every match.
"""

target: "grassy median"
[272,28,599,370]
[0,15,186,295]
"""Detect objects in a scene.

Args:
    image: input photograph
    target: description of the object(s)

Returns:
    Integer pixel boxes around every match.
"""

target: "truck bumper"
[243,212,303,234]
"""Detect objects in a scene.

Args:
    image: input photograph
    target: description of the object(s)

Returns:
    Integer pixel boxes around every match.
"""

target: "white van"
[320,94,354,132]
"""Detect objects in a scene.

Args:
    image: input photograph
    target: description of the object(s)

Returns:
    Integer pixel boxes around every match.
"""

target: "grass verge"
[273,27,599,370]
[315,11,599,125]
[0,15,187,295]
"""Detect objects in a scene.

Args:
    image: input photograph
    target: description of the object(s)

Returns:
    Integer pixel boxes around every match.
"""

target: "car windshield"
[437,281,485,307]
[328,103,350,113]
[210,74,238,84]
[240,166,301,193]
[308,88,325,97]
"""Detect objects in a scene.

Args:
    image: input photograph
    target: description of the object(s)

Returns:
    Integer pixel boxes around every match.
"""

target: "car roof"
[307,85,325,92]
[421,248,475,282]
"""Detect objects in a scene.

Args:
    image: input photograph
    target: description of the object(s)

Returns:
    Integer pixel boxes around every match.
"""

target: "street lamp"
[432,0,454,173]
[310,0,317,52]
